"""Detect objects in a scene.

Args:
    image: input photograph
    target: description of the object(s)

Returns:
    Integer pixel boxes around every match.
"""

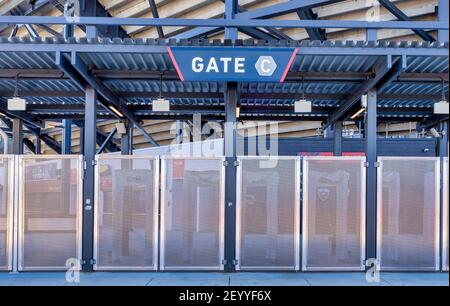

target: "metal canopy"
[0,38,448,122]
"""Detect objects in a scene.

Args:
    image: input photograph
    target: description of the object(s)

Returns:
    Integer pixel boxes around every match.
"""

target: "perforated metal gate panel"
[0,156,13,271]
[377,157,440,271]
[303,157,366,271]
[443,158,449,271]
[237,157,300,270]
[161,158,224,270]
[18,156,82,271]
[94,156,158,271]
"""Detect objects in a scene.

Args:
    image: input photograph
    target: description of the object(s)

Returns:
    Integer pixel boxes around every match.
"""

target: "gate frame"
[235,156,301,271]
[17,155,83,271]
[93,155,160,271]
[0,155,15,271]
[376,156,441,272]
[443,157,449,271]
[302,156,367,272]
[159,156,226,271]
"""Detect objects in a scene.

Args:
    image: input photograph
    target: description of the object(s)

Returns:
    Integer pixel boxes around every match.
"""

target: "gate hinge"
[223,160,239,167]
[364,162,381,168]
[90,259,96,265]
[221,259,227,265]
[92,160,98,166]
[233,259,239,266]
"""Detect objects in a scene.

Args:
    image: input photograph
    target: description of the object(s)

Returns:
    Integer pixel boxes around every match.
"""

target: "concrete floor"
[0,272,448,286]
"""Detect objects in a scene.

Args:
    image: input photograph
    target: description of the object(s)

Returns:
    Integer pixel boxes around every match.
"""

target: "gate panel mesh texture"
[162,159,223,269]
[379,158,439,271]
[0,157,11,270]
[20,157,81,270]
[238,159,297,269]
[304,158,364,270]
[95,157,156,270]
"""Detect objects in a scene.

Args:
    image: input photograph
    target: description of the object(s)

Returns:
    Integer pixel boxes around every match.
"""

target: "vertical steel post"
[82,86,97,272]
[64,23,74,40]
[365,89,378,267]
[82,0,98,39]
[366,29,378,42]
[438,0,449,42]
[225,0,238,40]
[79,122,85,154]
[439,120,449,271]
[224,82,238,272]
[121,121,133,155]
[333,121,343,156]
[62,119,72,154]
[12,118,23,154]
[35,136,41,155]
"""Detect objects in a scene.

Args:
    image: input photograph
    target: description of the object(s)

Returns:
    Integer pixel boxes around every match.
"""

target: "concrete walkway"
[0,272,448,286]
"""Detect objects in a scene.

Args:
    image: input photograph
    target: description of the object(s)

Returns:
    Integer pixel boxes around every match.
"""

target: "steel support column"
[35,136,41,154]
[333,121,343,156]
[121,121,133,155]
[82,86,97,272]
[12,118,23,154]
[62,119,72,154]
[225,0,238,40]
[79,122,85,154]
[438,0,449,42]
[439,120,449,271]
[224,82,238,272]
[365,89,378,269]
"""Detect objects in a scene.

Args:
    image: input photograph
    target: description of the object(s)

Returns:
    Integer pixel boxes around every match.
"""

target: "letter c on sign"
[192,57,204,73]
[261,59,271,73]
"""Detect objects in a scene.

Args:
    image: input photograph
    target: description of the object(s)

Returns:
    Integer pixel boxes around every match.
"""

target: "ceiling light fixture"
[434,79,449,115]
[153,74,170,112]
[109,105,124,118]
[294,77,312,113]
[8,75,27,111]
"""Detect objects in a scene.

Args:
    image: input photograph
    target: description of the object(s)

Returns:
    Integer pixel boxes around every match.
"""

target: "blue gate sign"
[167,47,298,83]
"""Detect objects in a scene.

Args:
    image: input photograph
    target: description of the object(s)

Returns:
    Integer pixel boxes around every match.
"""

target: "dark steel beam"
[82,86,96,272]
[224,0,238,40]
[176,0,345,39]
[40,133,61,154]
[0,15,447,31]
[1,69,447,83]
[333,121,343,156]
[120,122,134,155]
[62,119,72,154]
[12,118,23,154]
[36,24,63,38]
[324,56,400,130]
[377,0,435,42]
[23,138,36,154]
[219,0,291,40]
[224,82,238,273]
[365,89,378,270]
[438,0,449,42]
[97,127,117,154]
[296,7,326,41]
[68,52,159,146]
[148,0,164,39]
[0,101,43,129]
